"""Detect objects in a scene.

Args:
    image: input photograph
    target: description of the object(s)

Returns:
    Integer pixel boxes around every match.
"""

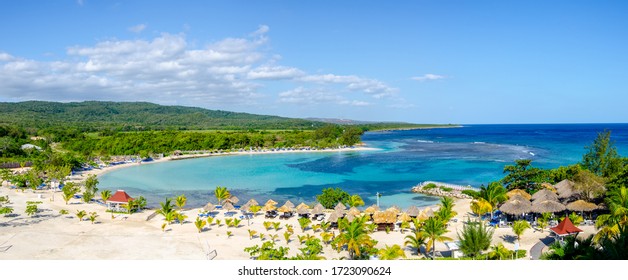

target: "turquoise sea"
[99,124,628,209]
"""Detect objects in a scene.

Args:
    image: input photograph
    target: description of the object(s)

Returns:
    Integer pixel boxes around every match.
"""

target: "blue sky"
[1,1,627,124]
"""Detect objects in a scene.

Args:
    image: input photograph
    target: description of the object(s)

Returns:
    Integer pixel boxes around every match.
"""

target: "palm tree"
[423,216,452,259]
[404,231,427,256]
[378,244,407,260]
[175,194,187,211]
[320,232,334,246]
[76,210,87,222]
[512,220,531,243]
[541,235,596,260]
[214,186,230,204]
[335,216,376,259]
[487,243,512,260]
[176,212,187,225]
[157,198,174,219]
[248,229,257,240]
[194,217,206,233]
[436,197,457,222]
[470,198,492,217]
[348,194,365,207]
[479,182,507,219]
[298,217,311,232]
[100,190,112,203]
[88,212,98,224]
[595,186,628,241]
[283,232,292,244]
[457,219,493,258]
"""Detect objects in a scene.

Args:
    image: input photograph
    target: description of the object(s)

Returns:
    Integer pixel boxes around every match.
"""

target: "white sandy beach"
[0,183,596,260]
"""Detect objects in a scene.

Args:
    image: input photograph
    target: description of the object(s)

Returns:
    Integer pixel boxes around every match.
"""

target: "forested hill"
[0,101,324,131]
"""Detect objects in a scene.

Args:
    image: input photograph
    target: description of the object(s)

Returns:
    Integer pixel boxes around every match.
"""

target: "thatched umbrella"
[311,205,324,215]
[296,202,310,210]
[334,202,347,212]
[531,189,558,201]
[265,199,278,206]
[203,202,216,212]
[499,199,532,216]
[406,206,420,217]
[566,200,598,212]
[240,202,251,212]
[372,211,387,224]
[364,205,379,215]
[328,212,340,223]
[222,202,235,211]
[422,207,434,217]
[531,200,566,213]
[277,205,292,213]
[297,207,310,215]
[262,204,277,212]
[398,212,411,223]
[246,199,259,206]
[386,206,401,216]
[507,189,531,200]
[384,210,397,223]
[283,200,295,209]
[226,196,239,205]
[508,194,530,202]
[348,207,361,216]
[554,179,578,199]
[346,213,356,222]
[313,203,324,212]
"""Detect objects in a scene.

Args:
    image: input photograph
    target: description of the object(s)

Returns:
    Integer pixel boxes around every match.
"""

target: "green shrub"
[423,183,438,190]
[440,186,453,192]
[462,190,481,199]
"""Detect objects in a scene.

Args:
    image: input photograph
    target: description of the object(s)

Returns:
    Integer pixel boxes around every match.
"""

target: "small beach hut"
[372,210,396,231]
[348,207,361,216]
[203,202,216,212]
[554,179,578,199]
[365,205,379,215]
[531,200,566,214]
[507,189,531,200]
[398,212,411,223]
[566,200,598,212]
[550,216,582,241]
[406,206,420,218]
[328,212,340,228]
[532,189,558,202]
[499,199,532,216]
[334,202,347,212]
[386,206,401,216]
[508,194,530,202]
[106,190,134,212]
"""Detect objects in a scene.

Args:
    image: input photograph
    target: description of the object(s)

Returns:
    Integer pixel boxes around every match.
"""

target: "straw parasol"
[531,189,558,201]
[313,203,324,211]
[499,199,532,215]
[262,204,277,212]
[406,206,420,217]
[566,200,598,212]
[203,202,216,212]
[346,213,356,222]
[246,199,259,206]
[297,207,310,215]
[296,202,310,210]
[222,202,235,211]
[240,203,251,212]
[398,212,411,223]
[265,199,278,206]
[277,205,292,213]
[531,200,566,213]
[226,196,239,205]
[348,207,361,216]
[554,179,577,198]
[364,205,379,215]
[507,189,531,200]
[334,202,347,212]
[311,204,324,215]
[386,206,401,216]
[508,194,530,202]
[422,207,434,217]
[328,212,340,223]
[283,200,295,209]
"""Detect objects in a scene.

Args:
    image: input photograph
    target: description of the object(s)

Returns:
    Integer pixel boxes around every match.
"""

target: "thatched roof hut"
[246,199,259,206]
[348,207,361,216]
[311,204,324,215]
[398,212,411,223]
[364,205,379,215]
[531,200,566,213]
[222,202,235,211]
[372,210,397,224]
[283,200,295,209]
[262,204,277,212]
[566,200,598,212]
[297,207,310,215]
[226,196,239,204]
[346,213,356,222]
[554,179,578,199]
[334,202,347,212]
[265,199,278,206]
[328,212,340,223]
[386,206,401,216]
[406,206,420,217]
[507,189,531,200]
[508,194,530,202]
[203,202,216,212]
[277,205,292,213]
[532,189,558,201]
[499,199,532,215]
[296,202,310,210]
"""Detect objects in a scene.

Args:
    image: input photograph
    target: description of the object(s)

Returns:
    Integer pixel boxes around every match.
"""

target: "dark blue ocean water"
[99,124,628,208]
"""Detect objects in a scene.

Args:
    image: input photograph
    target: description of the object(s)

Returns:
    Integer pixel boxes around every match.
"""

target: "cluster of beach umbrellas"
[499,180,599,216]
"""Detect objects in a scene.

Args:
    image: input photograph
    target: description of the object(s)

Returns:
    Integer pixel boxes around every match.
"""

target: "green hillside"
[0,101,323,131]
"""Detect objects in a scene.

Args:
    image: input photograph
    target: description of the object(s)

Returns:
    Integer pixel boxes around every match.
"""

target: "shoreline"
[72,146,379,179]
[370,125,463,132]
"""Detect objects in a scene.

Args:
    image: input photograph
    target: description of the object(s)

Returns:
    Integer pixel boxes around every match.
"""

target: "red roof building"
[106,190,134,211]
[550,216,583,237]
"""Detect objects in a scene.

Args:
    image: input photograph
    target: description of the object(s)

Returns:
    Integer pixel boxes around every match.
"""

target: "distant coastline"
[371,125,462,132]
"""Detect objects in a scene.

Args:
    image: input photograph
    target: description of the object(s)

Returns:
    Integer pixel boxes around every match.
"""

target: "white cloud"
[278,87,370,107]
[128,24,147,33]
[412,73,445,81]
[0,27,395,109]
